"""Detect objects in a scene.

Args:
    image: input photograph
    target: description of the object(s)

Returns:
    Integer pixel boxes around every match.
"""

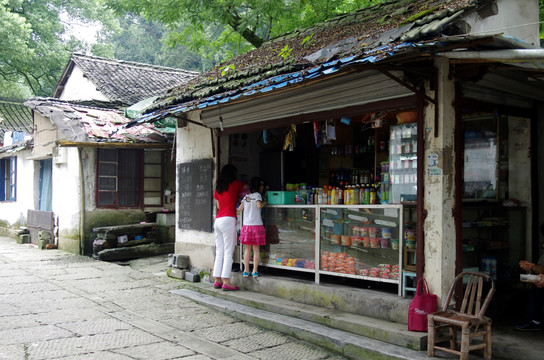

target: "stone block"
[172,254,190,269]
[157,213,175,226]
[184,271,200,282]
[19,234,30,244]
[38,239,50,250]
[39,230,52,240]
[167,253,174,267]
[168,268,186,279]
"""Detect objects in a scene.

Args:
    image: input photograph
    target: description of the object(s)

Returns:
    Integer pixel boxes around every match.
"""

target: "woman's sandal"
[213,281,223,289]
[222,284,239,291]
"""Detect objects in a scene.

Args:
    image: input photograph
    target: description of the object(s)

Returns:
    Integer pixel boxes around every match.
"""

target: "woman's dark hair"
[249,177,264,193]
[216,164,238,193]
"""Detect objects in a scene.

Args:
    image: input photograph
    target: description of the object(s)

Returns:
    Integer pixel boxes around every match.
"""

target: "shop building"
[131,0,544,304]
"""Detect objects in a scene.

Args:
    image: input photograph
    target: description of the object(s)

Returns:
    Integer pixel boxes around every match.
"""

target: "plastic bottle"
[370,184,376,204]
[354,185,360,205]
[331,187,337,205]
[338,182,343,205]
[326,186,331,204]
[489,257,497,280]
[364,184,370,204]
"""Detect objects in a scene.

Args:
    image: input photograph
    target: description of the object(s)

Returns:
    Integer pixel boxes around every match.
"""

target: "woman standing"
[239,177,267,278]
[213,164,247,291]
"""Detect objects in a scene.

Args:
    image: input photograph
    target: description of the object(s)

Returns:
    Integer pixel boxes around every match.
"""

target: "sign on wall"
[177,158,214,232]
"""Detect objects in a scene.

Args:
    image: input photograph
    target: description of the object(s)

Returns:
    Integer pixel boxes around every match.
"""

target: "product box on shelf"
[267,191,296,205]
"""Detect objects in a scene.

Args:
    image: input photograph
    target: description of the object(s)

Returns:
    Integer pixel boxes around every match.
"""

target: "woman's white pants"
[213,216,237,279]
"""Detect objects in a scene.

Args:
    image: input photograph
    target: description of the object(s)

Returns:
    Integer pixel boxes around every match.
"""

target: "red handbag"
[408,278,437,332]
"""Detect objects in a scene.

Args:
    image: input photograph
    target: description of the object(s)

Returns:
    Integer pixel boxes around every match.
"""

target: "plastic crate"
[267,191,296,205]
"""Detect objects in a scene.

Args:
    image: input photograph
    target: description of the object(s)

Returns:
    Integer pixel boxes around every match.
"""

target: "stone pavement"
[0,236,346,360]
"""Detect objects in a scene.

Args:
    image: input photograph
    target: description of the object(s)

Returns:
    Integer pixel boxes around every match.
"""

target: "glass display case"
[245,204,404,295]
[389,123,417,203]
[463,114,499,201]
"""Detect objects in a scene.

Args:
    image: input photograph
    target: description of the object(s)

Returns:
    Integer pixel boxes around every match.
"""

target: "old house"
[0,98,34,234]
[132,0,544,313]
[0,54,198,254]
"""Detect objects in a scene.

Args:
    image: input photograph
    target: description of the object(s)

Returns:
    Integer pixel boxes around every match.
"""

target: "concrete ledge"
[181,280,426,351]
[172,288,430,360]
[230,272,412,324]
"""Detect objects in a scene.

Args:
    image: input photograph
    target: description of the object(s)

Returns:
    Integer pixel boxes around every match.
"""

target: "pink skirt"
[240,225,266,245]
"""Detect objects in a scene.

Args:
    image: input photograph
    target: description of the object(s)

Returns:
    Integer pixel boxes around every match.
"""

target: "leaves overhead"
[103,0,384,64]
[0,0,116,97]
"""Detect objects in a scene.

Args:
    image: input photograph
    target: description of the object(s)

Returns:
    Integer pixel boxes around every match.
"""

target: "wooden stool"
[402,271,417,297]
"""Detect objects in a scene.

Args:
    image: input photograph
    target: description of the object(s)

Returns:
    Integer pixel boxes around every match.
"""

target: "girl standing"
[239,177,267,277]
[213,164,248,291]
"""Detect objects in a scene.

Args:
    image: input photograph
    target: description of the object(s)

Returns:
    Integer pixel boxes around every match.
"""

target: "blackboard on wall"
[177,158,214,232]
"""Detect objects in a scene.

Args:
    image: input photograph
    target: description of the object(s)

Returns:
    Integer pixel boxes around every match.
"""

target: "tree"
[94,14,212,72]
[0,0,117,97]
[104,0,382,64]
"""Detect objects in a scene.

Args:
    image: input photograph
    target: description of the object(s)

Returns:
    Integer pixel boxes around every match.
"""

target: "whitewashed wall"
[53,147,83,251]
[463,0,539,46]
[0,149,35,227]
[175,117,218,270]
[58,65,109,102]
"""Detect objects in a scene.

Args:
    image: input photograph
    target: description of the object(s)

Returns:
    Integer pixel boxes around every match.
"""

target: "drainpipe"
[78,147,85,255]
[436,49,544,61]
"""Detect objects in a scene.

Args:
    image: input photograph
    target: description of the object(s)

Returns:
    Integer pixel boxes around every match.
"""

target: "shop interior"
[227,108,535,309]
[228,110,418,295]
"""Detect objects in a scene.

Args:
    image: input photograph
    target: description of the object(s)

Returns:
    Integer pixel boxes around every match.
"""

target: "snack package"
[520,274,542,283]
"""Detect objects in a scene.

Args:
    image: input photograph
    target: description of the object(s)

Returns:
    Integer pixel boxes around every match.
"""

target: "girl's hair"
[216,164,238,193]
[249,177,264,193]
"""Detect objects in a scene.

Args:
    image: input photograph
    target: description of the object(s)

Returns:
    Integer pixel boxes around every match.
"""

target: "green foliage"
[399,8,437,27]
[302,33,315,48]
[541,0,544,43]
[102,0,385,65]
[277,44,293,60]
[220,64,236,76]
[0,0,117,96]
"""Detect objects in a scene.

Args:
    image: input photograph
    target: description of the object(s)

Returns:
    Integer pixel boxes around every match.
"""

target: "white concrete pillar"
[423,57,457,303]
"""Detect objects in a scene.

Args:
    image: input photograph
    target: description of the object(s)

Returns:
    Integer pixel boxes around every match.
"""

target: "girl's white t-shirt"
[243,192,263,226]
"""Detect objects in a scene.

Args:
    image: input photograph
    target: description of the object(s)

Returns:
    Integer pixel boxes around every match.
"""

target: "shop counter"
[241,204,404,296]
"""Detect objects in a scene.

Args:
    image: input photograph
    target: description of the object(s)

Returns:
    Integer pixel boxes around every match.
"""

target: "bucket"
[390,238,399,250]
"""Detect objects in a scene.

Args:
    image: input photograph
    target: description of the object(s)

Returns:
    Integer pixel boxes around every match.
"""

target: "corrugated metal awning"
[200,69,414,130]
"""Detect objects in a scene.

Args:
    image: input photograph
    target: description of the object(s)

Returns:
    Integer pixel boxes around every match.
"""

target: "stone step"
[177,277,427,352]
[172,287,430,360]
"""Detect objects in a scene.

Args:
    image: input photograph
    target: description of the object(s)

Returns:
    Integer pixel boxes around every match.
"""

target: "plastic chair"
[427,271,495,360]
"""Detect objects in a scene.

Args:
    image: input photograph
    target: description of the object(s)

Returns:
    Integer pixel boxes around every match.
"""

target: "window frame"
[96,148,164,209]
[0,156,17,202]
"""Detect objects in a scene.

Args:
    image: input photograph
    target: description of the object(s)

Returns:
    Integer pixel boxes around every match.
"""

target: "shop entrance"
[459,110,533,321]
[227,109,419,295]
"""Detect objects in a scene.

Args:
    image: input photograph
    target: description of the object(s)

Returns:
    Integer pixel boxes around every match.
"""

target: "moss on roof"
[150,0,490,112]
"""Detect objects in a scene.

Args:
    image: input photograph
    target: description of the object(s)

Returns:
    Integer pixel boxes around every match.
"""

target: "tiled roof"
[25,98,173,144]
[0,98,33,140]
[145,0,494,116]
[53,53,199,106]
